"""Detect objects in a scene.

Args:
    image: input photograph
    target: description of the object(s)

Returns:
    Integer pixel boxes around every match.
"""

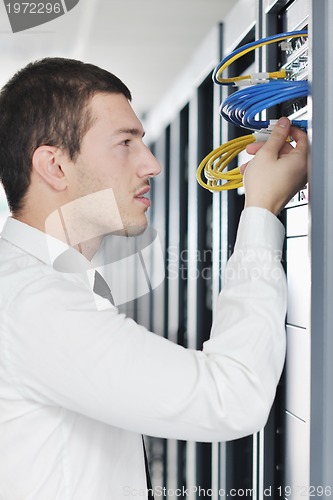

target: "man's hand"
[240,117,308,215]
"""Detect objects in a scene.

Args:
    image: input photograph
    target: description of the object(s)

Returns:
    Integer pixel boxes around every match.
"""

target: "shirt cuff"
[234,207,285,252]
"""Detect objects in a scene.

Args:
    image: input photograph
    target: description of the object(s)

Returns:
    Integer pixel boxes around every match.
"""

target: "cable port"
[282,40,308,81]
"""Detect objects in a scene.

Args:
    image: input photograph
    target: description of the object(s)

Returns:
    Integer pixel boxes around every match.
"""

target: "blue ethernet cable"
[220,80,309,130]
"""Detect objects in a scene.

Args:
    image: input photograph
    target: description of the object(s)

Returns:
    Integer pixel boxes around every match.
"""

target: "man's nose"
[137,147,162,178]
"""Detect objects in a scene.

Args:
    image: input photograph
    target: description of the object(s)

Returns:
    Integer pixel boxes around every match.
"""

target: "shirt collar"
[1,217,99,273]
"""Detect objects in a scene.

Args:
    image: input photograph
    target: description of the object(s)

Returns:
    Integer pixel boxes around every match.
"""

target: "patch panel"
[280,30,308,81]
[280,30,308,129]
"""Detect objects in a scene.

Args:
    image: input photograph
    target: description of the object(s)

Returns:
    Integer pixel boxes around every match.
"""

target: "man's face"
[64,92,161,239]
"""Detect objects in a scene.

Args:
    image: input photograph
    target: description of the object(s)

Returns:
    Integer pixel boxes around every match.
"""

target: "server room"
[0,0,332,499]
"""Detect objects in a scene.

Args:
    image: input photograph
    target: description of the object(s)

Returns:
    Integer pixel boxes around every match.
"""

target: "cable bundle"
[212,31,308,86]
[197,134,255,191]
[197,30,309,192]
[220,80,308,131]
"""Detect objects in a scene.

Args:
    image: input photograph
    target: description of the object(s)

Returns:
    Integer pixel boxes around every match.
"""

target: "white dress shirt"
[0,207,286,500]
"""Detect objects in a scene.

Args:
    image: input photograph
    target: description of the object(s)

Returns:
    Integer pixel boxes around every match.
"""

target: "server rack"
[310,0,333,492]
[140,0,333,498]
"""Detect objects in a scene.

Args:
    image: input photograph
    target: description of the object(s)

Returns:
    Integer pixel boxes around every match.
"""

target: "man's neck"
[14,211,103,262]
[75,237,104,262]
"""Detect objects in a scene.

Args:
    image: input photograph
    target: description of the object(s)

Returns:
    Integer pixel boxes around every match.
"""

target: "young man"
[0,58,307,499]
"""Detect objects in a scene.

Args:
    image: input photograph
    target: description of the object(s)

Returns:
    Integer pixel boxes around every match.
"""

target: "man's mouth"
[134,186,151,208]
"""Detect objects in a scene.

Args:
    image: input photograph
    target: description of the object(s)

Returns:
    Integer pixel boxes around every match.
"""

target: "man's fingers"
[289,125,308,155]
[259,117,291,157]
[246,136,294,158]
[246,142,264,155]
[239,162,249,174]
[278,142,295,156]
[242,119,308,183]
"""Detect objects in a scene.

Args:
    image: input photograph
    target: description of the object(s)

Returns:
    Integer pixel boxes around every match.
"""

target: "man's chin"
[126,222,148,237]
[112,221,148,238]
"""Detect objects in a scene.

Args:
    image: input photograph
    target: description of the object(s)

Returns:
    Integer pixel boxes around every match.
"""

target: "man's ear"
[32,145,68,191]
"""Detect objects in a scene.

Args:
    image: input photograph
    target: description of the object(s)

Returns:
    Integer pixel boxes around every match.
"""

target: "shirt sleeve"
[3,207,287,442]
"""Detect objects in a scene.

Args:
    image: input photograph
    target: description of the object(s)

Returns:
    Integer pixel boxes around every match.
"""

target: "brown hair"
[0,57,132,213]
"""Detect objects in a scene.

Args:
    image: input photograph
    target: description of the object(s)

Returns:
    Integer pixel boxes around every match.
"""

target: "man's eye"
[121,139,130,146]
